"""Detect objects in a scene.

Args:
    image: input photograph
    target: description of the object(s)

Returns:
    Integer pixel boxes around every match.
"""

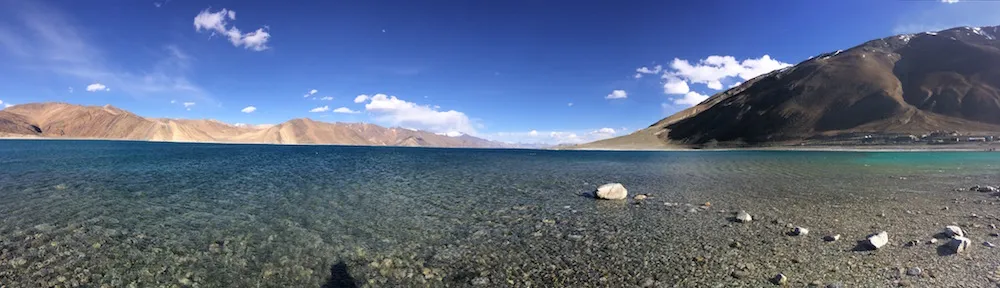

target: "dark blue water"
[2,140,999,287]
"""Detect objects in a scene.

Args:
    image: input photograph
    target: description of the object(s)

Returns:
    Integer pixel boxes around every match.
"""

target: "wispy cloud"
[193,8,271,51]
[241,106,256,113]
[0,1,212,104]
[486,128,621,145]
[333,107,360,114]
[892,1,1000,34]
[309,105,330,113]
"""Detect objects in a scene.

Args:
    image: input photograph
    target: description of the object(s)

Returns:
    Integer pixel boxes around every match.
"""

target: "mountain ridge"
[579,25,1000,149]
[0,102,515,148]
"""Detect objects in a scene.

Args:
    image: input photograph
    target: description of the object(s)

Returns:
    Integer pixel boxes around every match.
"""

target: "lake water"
[2,140,1000,287]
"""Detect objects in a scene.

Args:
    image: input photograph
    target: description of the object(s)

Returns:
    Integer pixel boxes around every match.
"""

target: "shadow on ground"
[321,261,358,288]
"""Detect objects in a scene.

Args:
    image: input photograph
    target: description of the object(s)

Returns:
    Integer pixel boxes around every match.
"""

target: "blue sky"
[0,0,995,144]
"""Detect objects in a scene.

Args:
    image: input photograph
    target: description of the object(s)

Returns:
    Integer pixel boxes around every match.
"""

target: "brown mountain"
[580,25,1000,149]
[0,102,512,148]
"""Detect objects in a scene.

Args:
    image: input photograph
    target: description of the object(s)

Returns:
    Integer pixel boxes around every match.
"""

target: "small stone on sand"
[867,231,889,249]
[736,210,752,223]
[906,267,922,276]
[949,236,971,253]
[823,234,840,242]
[944,225,965,238]
[772,273,788,285]
[595,183,628,200]
[792,227,809,236]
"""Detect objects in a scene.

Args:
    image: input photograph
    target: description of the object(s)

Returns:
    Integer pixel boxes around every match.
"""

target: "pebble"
[792,227,809,236]
[944,225,964,237]
[949,236,971,253]
[639,277,654,287]
[634,194,647,200]
[826,282,844,288]
[986,241,996,248]
[687,208,698,213]
[898,279,912,287]
[471,277,490,285]
[731,270,748,279]
[928,238,938,244]
[823,234,840,242]
[809,280,823,287]
[771,273,788,285]
[736,210,753,223]
[991,232,1000,237]
[566,235,583,241]
[729,241,741,248]
[868,231,889,249]
[595,183,628,200]
[906,267,922,276]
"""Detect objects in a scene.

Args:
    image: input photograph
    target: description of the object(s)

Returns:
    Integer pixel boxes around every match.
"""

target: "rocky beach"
[2,140,1000,287]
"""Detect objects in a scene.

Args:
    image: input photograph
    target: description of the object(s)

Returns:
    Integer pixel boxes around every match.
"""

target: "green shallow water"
[2,140,1000,287]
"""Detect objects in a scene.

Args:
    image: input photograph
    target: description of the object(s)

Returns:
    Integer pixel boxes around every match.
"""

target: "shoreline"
[2,137,999,152]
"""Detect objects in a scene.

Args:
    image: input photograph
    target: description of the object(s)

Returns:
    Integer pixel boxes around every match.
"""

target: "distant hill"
[580,25,1000,149]
[0,102,513,148]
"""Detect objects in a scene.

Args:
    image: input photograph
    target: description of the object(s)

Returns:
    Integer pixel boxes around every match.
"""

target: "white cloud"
[567,102,574,107]
[85,82,109,92]
[942,0,959,3]
[636,65,662,74]
[320,96,333,101]
[666,55,790,90]
[170,100,176,104]
[486,128,620,145]
[362,94,477,135]
[706,81,723,90]
[333,107,360,114]
[193,8,271,51]
[303,89,318,98]
[594,128,616,134]
[730,82,742,88]
[241,106,256,113]
[3,104,10,108]
[634,73,642,79]
[309,105,330,113]
[353,94,370,103]
[0,99,3,105]
[605,89,627,99]
[662,75,690,95]
[673,91,708,106]
[183,102,195,111]
[67,87,73,93]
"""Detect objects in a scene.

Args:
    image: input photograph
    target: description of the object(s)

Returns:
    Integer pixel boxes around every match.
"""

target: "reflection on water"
[1,140,998,287]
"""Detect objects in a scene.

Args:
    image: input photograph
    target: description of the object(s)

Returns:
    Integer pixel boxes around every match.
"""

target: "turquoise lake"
[2,140,999,287]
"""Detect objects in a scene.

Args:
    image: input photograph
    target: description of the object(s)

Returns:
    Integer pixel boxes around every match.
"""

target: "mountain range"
[581,25,1000,149]
[0,102,514,148]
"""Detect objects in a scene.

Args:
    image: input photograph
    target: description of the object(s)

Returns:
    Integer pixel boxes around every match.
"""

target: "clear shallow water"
[2,140,1000,287]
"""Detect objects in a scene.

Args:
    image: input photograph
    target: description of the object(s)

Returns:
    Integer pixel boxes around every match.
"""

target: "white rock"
[595,183,627,200]
[949,236,971,253]
[792,227,809,236]
[867,231,889,249]
[735,210,752,223]
[823,234,841,242]
[944,225,965,238]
